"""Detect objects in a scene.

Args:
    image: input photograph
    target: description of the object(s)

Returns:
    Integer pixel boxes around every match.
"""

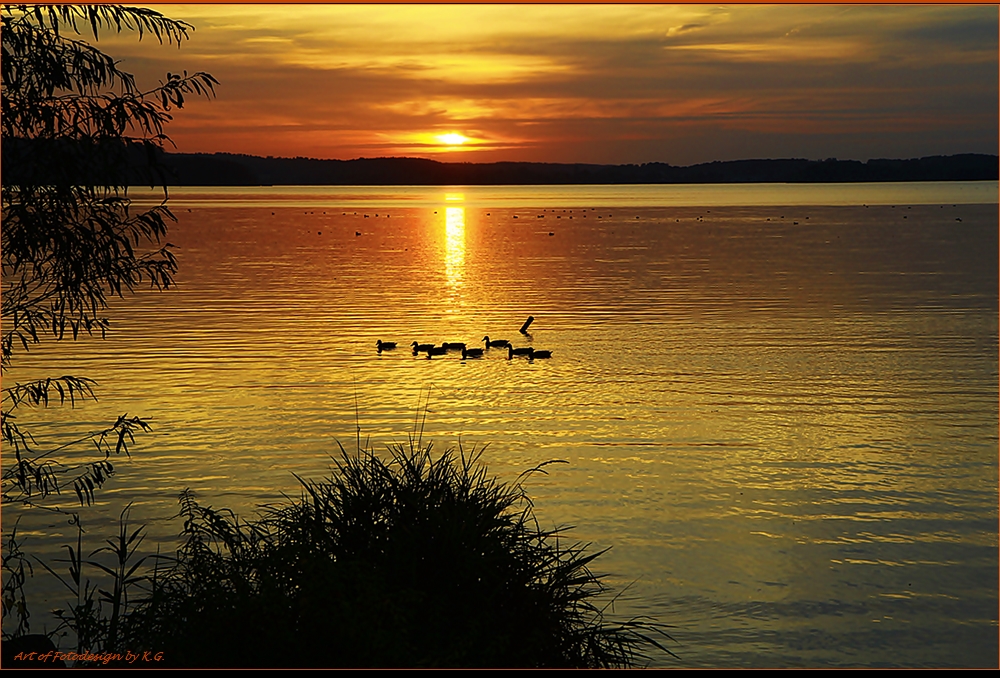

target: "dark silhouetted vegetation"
[1,4,215,509]
[36,440,674,668]
[1,2,214,646]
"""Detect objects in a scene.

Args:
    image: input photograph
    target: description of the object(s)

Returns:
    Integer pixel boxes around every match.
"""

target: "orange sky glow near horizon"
[93,4,997,165]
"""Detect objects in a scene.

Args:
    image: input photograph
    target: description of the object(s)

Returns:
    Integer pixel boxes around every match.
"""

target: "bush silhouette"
[131,440,671,668]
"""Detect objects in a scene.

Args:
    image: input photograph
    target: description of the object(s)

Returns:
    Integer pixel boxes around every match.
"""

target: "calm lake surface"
[6,182,998,667]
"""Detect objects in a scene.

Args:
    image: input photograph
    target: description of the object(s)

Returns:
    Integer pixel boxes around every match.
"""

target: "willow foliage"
[1,3,215,507]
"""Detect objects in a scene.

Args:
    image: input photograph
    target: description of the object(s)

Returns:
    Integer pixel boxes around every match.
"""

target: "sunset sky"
[101,4,998,165]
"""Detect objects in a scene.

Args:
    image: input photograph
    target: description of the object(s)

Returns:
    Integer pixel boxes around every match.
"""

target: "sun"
[436,132,470,146]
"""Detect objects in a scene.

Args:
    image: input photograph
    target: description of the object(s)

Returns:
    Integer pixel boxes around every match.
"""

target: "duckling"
[529,349,552,359]
[411,341,435,353]
[483,335,511,349]
[507,345,533,359]
[462,347,484,359]
[376,340,397,352]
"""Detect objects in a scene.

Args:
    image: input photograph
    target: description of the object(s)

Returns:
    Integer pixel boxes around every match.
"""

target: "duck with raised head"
[529,349,552,359]
[376,340,397,352]
[507,345,533,359]
[462,347,484,359]
[411,341,435,353]
[483,335,510,349]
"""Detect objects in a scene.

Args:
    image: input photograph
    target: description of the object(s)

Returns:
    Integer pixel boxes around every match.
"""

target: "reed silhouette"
[122,437,674,668]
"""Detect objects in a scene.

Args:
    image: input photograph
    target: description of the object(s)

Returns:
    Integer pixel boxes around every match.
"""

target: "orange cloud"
[95,4,997,164]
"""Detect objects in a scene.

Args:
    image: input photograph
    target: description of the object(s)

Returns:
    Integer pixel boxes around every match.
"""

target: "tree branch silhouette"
[1,3,216,510]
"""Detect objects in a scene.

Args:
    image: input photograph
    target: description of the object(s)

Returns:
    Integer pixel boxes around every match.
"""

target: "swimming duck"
[443,342,467,351]
[411,341,435,352]
[462,347,484,359]
[427,345,448,357]
[483,336,511,348]
[529,349,552,359]
[376,340,397,352]
[508,345,533,358]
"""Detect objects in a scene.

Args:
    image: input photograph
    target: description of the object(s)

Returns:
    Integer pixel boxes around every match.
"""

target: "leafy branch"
[1,3,216,510]
[2,412,151,508]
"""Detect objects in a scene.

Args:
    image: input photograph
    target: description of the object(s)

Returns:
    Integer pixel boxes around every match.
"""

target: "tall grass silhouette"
[129,437,674,667]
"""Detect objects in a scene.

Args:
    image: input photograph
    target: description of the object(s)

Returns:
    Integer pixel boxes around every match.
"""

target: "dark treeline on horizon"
[2,140,997,186]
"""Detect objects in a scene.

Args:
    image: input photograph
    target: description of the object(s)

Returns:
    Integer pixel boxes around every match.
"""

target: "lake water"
[5,182,998,667]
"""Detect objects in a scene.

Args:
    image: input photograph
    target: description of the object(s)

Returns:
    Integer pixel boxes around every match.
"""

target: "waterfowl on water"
[507,345,533,358]
[375,340,397,351]
[443,342,467,350]
[529,349,552,359]
[427,345,448,357]
[411,341,434,352]
[483,336,510,348]
[462,347,484,359]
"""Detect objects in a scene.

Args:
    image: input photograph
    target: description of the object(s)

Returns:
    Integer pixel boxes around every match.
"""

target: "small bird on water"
[376,340,397,352]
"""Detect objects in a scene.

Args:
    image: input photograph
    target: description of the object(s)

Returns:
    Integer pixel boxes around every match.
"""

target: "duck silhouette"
[529,349,552,359]
[483,335,511,348]
[508,345,533,359]
[462,347,484,359]
[376,340,397,352]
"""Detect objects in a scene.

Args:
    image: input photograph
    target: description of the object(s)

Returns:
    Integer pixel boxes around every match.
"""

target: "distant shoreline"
[2,142,996,187]
[152,152,999,187]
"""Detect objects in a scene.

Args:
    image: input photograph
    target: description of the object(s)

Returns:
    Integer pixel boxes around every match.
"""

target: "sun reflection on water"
[444,204,465,296]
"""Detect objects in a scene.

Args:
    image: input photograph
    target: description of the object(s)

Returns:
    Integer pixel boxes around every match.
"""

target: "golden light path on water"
[444,194,466,296]
[4,183,996,668]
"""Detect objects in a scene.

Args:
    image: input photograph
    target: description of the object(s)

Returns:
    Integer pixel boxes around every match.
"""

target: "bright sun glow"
[437,133,470,146]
